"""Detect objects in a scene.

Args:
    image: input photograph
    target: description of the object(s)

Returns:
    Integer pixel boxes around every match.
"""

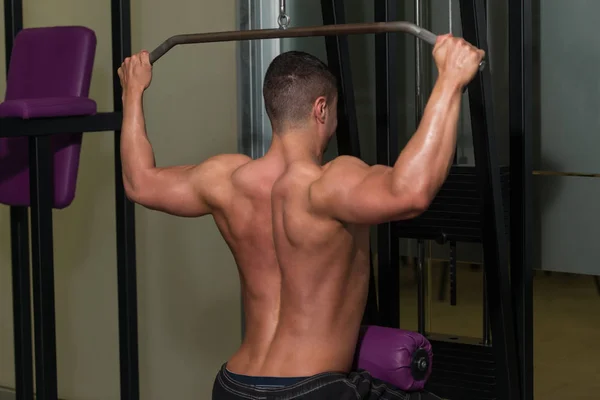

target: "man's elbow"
[411,191,433,216]
[390,181,433,219]
[124,186,142,204]
[122,173,150,205]
[405,187,434,218]
[123,184,143,205]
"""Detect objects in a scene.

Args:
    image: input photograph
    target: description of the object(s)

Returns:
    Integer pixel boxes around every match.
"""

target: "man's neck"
[268,130,326,165]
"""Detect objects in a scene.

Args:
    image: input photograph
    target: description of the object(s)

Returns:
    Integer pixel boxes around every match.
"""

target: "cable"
[449,0,453,34]
[278,0,290,29]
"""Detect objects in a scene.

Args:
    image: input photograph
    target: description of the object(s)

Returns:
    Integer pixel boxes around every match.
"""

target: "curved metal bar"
[149,21,438,65]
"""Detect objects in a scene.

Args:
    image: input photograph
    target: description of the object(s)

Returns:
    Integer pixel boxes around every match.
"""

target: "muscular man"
[118,33,484,399]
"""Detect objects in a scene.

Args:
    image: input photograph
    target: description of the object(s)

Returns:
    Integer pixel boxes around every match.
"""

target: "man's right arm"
[309,35,484,225]
[309,76,463,225]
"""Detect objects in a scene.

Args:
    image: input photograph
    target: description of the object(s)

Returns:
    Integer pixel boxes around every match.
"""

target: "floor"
[394,262,600,399]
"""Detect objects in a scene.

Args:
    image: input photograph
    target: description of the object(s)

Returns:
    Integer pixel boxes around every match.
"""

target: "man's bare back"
[181,147,371,378]
[118,33,484,398]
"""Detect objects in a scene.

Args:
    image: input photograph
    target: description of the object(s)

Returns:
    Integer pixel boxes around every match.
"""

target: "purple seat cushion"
[0,136,87,209]
[0,26,96,209]
[0,97,97,119]
[355,325,433,391]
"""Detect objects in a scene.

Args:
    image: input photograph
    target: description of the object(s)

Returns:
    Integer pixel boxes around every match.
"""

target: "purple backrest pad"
[0,26,96,208]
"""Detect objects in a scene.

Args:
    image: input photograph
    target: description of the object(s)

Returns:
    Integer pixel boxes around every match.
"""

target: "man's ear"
[314,96,328,124]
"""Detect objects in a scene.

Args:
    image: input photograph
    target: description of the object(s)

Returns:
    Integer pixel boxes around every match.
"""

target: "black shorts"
[212,364,442,400]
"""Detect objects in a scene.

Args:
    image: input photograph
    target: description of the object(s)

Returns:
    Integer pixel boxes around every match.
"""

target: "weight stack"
[394,165,510,244]
[425,335,498,400]
[395,166,511,399]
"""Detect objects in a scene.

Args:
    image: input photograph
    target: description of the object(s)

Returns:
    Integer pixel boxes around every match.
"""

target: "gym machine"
[1,0,138,399]
[372,0,534,399]
[1,0,534,399]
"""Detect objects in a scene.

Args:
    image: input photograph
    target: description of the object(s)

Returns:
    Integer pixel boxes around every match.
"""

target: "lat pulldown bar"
[149,21,486,70]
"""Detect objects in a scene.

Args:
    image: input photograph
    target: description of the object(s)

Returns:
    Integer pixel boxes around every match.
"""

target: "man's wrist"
[122,87,144,102]
[436,75,463,95]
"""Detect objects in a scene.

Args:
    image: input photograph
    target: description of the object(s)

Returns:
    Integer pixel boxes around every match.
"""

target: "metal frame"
[439,1,519,399]
[237,0,282,160]
[0,113,123,136]
[371,0,523,398]
[321,0,360,157]
[111,0,140,398]
[320,0,378,325]
[237,0,283,339]
[374,0,400,329]
[414,0,427,335]
[509,0,534,398]
[29,133,58,400]
[9,205,33,400]
[1,0,138,399]
[4,2,34,400]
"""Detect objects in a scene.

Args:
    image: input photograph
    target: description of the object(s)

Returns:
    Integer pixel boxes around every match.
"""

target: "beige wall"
[0,0,241,399]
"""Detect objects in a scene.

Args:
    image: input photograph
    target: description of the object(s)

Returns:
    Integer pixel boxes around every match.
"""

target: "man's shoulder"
[210,153,253,169]
[321,155,368,175]
[201,154,252,181]
[193,154,251,196]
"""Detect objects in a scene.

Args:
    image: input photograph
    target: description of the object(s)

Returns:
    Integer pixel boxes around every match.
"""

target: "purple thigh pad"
[355,325,433,391]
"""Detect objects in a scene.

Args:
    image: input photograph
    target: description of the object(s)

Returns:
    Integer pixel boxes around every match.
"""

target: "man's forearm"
[391,77,463,200]
[121,91,156,195]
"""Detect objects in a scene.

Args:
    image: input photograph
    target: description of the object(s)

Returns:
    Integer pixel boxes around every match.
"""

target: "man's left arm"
[119,52,249,217]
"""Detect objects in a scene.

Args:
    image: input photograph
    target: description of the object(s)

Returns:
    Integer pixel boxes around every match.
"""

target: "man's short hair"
[263,51,338,132]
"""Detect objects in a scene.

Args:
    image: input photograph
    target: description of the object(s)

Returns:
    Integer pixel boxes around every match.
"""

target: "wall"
[533,0,600,275]
[0,0,241,398]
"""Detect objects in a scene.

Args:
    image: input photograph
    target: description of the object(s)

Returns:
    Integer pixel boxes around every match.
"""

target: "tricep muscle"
[127,154,249,217]
[309,157,427,225]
